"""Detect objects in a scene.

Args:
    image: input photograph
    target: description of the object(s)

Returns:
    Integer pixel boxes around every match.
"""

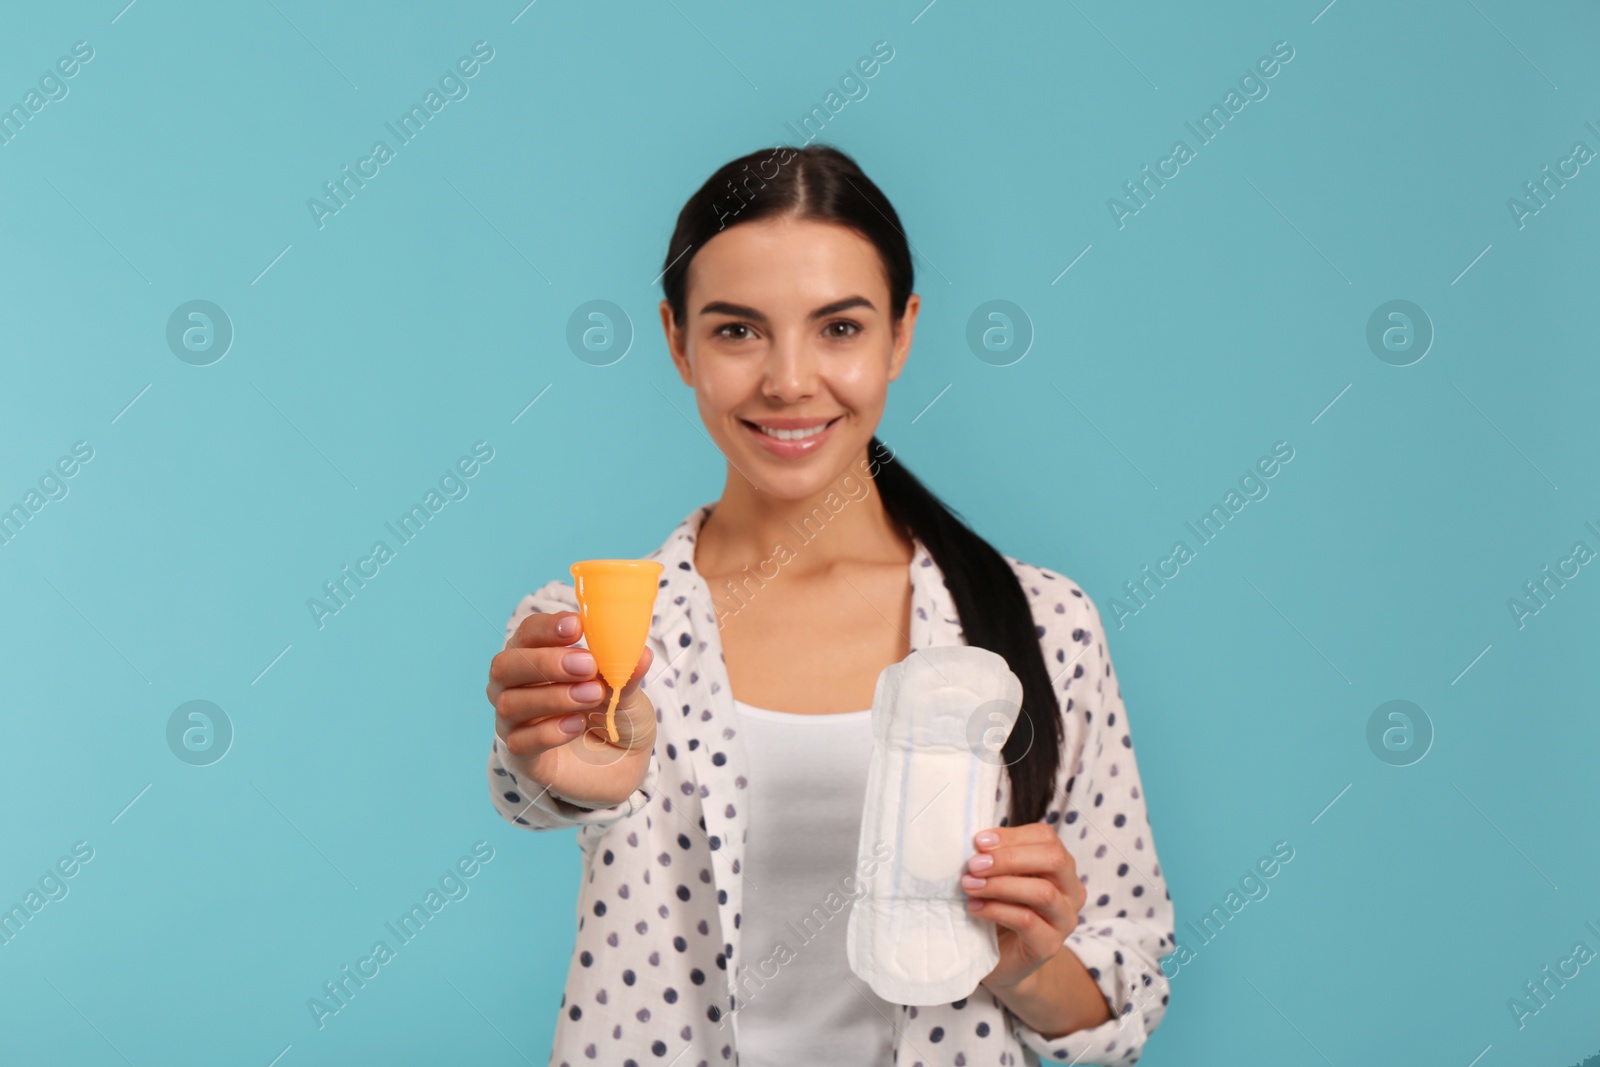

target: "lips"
[740,415,844,457]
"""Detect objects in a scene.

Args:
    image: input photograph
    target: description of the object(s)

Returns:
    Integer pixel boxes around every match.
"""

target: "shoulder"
[1002,555,1098,625]
[1001,554,1113,665]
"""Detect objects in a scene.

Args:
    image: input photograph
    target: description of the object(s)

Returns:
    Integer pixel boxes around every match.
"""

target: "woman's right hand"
[486,610,656,810]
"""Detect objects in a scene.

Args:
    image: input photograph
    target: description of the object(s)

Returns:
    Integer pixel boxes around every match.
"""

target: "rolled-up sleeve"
[486,580,662,832]
[1012,587,1175,1064]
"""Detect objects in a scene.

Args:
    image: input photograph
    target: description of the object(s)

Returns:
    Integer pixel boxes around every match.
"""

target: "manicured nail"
[563,650,595,676]
[571,681,604,704]
[558,714,585,734]
[968,853,993,873]
[975,830,999,848]
[966,898,984,911]
[960,875,986,890]
[557,616,578,637]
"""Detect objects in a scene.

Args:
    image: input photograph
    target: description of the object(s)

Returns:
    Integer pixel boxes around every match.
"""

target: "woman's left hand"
[962,823,1087,991]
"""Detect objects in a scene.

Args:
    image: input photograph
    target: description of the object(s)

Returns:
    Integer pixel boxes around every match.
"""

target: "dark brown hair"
[659,144,1063,827]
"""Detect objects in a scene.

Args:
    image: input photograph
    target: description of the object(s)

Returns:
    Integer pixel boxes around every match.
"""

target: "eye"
[714,322,752,341]
[825,320,862,338]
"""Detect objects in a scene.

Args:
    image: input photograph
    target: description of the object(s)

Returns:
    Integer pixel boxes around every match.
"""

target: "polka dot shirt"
[488,505,1175,1065]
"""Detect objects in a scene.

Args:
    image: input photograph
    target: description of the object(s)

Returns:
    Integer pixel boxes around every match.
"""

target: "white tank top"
[730,699,896,1066]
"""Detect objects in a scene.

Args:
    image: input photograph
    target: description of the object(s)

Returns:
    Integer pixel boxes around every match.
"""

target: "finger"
[974,823,1058,849]
[498,709,589,760]
[964,897,1064,958]
[493,674,608,731]
[960,874,1075,931]
[507,610,585,650]
[968,842,1073,884]
[487,641,599,701]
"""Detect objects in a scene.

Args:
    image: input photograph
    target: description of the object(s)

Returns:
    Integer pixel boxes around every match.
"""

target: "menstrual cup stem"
[604,686,622,743]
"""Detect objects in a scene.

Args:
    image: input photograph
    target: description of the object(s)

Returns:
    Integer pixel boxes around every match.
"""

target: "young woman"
[484,145,1175,1066]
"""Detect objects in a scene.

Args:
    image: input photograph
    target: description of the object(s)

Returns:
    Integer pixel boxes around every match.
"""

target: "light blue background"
[2,1,1597,1064]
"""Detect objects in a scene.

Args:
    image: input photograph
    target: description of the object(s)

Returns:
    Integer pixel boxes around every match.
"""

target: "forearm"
[983,942,1112,1040]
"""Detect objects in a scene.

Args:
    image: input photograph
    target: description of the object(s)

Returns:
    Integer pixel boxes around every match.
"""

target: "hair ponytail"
[866,436,1062,826]
[662,144,1062,826]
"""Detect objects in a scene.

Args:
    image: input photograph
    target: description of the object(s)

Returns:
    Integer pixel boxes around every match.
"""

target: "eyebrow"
[697,295,875,323]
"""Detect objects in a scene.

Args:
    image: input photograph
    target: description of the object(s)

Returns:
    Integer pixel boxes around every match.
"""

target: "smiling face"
[660,215,919,500]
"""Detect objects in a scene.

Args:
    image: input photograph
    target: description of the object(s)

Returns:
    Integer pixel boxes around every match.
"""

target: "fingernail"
[571,681,604,703]
[966,898,984,912]
[968,853,993,873]
[960,875,986,890]
[557,616,578,637]
[558,714,585,734]
[563,650,595,676]
[975,830,999,848]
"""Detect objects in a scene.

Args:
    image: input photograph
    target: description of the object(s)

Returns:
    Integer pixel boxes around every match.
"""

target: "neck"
[695,452,912,577]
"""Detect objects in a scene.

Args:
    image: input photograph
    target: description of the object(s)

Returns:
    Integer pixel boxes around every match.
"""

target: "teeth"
[755,420,833,441]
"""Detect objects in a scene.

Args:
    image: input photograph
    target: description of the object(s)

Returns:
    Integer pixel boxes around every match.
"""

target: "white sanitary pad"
[845,645,1024,1006]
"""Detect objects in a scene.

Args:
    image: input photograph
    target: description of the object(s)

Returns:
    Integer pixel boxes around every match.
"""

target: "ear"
[660,299,693,386]
[886,293,919,382]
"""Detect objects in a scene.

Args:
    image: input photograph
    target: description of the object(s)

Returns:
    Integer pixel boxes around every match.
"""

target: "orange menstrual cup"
[569,559,665,742]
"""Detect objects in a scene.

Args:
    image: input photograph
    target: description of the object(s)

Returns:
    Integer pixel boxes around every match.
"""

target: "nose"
[759,331,818,403]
